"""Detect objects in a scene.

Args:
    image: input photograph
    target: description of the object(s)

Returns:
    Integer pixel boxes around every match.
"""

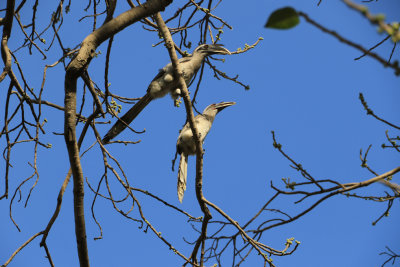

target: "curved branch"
[63,1,173,266]
[0,0,15,83]
[2,231,44,267]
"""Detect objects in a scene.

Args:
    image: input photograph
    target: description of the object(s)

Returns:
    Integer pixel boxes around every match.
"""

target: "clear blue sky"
[1,1,399,267]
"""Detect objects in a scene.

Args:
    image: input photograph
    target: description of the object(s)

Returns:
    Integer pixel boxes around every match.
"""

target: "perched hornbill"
[176,101,235,203]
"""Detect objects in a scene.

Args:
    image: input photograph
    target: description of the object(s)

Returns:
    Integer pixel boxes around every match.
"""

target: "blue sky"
[1,1,399,266]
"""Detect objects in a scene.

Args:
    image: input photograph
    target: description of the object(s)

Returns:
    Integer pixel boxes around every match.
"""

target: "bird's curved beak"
[207,44,231,55]
[215,101,236,112]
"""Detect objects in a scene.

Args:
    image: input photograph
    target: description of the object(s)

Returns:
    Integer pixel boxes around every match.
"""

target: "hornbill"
[176,101,235,203]
[102,44,231,144]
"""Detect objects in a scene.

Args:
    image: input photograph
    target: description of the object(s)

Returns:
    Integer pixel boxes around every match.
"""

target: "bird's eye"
[203,45,208,50]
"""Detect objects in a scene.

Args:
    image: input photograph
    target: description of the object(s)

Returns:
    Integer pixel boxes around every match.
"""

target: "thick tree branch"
[0,0,15,83]
[64,1,173,266]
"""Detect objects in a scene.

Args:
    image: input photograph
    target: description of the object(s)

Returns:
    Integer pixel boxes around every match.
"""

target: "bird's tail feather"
[177,153,188,203]
[102,93,152,144]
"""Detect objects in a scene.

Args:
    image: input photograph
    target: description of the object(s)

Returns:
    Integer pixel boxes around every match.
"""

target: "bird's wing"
[154,57,191,80]
[178,56,192,64]
[150,68,166,83]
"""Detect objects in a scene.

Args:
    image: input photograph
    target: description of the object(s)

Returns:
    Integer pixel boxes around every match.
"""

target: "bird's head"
[193,44,231,57]
[203,101,236,119]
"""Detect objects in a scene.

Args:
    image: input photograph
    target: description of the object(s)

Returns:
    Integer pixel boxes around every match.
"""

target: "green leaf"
[265,7,300,30]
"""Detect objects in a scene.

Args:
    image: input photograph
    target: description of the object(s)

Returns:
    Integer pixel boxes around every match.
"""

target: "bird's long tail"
[177,153,188,203]
[102,93,153,144]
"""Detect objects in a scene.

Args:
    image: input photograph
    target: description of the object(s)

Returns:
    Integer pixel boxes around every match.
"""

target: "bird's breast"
[178,131,196,155]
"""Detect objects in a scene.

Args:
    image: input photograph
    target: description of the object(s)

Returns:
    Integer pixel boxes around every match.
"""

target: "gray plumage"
[176,101,235,203]
[102,44,231,144]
